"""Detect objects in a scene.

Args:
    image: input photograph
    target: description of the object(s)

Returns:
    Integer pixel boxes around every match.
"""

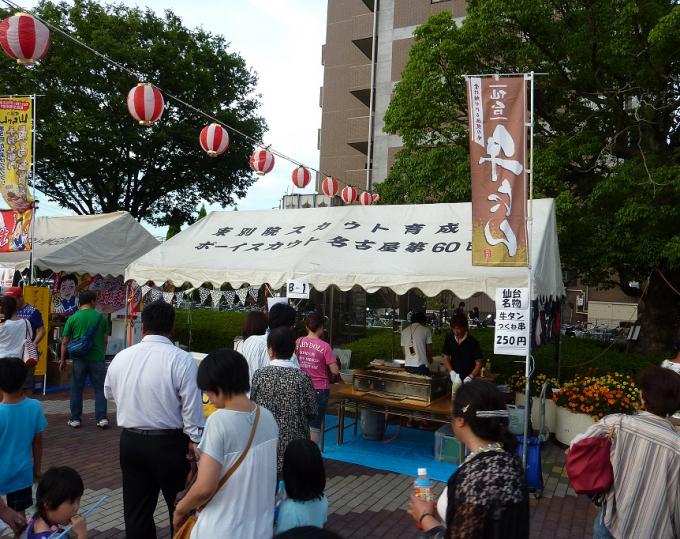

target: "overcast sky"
[31,0,327,235]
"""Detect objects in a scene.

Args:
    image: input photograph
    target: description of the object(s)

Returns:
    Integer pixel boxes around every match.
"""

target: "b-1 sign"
[286,279,310,299]
[494,287,529,356]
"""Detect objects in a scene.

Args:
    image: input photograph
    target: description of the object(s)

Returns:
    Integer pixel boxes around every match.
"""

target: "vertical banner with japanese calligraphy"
[0,97,34,252]
[494,287,530,356]
[467,76,527,267]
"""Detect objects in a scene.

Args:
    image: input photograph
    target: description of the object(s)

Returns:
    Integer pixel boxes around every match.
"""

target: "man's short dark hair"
[1,295,17,319]
[0,357,28,393]
[197,349,250,397]
[638,366,680,417]
[61,274,78,286]
[411,311,427,325]
[450,313,468,330]
[78,290,97,306]
[268,303,296,330]
[267,326,296,359]
[283,439,326,502]
[141,300,175,335]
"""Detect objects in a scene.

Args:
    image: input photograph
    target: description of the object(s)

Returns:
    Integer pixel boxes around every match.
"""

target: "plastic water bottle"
[414,468,433,501]
[274,479,286,525]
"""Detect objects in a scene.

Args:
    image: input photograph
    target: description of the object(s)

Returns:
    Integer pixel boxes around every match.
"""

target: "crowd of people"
[1,292,680,539]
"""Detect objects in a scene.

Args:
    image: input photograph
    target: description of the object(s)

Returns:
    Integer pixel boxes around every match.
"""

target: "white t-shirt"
[192,407,279,539]
[239,333,299,386]
[400,323,433,368]
[0,319,29,358]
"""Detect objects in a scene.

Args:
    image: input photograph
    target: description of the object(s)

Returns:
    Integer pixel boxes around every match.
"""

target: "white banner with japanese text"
[467,76,528,267]
[494,287,530,356]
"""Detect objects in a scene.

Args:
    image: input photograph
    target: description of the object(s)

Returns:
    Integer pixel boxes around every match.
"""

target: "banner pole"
[521,72,536,469]
[28,95,37,285]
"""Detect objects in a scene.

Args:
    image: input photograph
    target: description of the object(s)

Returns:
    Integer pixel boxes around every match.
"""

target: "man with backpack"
[60,290,109,429]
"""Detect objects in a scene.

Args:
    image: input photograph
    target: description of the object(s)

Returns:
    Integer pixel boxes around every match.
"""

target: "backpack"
[67,314,103,359]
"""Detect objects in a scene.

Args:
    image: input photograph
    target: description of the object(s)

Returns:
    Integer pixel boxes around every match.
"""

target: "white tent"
[0,211,159,277]
[126,199,564,299]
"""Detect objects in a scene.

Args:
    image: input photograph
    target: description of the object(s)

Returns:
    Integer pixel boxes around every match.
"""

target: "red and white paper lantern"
[321,176,340,197]
[127,83,164,126]
[372,193,380,203]
[291,166,311,188]
[199,123,229,157]
[0,13,50,65]
[249,148,275,176]
[341,185,358,205]
[358,191,373,206]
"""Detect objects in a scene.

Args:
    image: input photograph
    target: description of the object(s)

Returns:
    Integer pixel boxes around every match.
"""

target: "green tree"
[165,222,181,240]
[380,2,680,353]
[0,0,265,226]
[197,204,207,220]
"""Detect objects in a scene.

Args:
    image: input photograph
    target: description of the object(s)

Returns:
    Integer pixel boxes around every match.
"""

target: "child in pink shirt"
[295,313,339,443]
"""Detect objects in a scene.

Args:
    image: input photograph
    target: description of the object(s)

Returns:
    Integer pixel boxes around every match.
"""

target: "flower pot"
[555,406,596,445]
[515,392,557,433]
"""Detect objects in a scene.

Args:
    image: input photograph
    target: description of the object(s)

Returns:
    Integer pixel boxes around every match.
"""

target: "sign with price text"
[494,287,529,356]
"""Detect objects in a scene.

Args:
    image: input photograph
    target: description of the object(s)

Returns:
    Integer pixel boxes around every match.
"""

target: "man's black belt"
[124,428,183,436]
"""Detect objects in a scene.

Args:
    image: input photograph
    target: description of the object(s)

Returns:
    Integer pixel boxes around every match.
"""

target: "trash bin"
[361,410,385,440]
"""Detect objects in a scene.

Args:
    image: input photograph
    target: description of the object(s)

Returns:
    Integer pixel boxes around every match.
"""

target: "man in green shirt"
[60,290,109,429]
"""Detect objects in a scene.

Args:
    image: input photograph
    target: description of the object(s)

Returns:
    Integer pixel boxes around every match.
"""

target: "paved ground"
[1,389,596,538]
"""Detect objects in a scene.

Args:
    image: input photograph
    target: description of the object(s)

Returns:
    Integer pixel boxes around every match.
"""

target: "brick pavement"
[0,390,595,538]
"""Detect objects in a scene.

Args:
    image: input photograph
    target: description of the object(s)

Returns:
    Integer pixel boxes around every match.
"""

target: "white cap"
[418,467,427,476]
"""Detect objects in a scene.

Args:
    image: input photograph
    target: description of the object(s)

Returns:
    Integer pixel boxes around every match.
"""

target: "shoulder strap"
[199,405,261,511]
[24,318,31,339]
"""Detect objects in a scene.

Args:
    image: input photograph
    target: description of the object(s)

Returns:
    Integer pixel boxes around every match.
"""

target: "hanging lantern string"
[0,0,367,190]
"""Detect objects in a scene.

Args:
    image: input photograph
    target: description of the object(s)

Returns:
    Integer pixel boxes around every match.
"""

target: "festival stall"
[0,211,159,388]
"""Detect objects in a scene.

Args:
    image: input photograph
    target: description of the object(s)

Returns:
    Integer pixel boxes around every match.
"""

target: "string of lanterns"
[0,8,381,205]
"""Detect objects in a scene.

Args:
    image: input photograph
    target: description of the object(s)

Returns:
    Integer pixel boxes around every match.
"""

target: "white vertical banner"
[493,287,530,356]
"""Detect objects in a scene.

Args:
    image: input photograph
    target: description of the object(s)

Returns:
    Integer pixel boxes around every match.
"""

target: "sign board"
[23,286,49,376]
[286,279,310,299]
[494,287,529,356]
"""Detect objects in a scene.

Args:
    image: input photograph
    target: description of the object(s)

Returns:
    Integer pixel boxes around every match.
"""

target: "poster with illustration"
[51,273,140,315]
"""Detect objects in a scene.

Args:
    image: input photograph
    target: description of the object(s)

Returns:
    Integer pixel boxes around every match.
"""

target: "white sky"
[31,0,327,236]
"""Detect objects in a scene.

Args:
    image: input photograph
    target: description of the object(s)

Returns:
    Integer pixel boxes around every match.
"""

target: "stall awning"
[0,211,159,277]
[125,199,565,299]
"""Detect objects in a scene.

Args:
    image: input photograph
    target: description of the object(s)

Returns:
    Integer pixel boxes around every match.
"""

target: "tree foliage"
[380,1,680,352]
[0,0,265,225]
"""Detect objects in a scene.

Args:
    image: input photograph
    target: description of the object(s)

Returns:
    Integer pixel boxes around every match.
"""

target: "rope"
[0,0,344,183]
[658,269,680,298]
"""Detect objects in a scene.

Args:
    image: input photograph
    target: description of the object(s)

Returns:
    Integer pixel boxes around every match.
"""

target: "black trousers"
[120,429,190,539]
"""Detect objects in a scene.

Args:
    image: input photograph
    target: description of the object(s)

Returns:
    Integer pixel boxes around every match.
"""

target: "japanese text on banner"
[494,287,529,356]
[467,77,527,267]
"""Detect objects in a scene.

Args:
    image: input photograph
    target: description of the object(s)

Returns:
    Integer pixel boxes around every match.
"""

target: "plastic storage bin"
[434,423,464,464]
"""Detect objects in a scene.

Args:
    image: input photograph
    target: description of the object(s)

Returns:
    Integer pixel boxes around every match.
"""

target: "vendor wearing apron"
[401,311,433,375]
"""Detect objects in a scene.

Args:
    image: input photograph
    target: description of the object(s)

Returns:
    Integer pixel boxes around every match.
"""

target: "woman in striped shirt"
[570,366,680,539]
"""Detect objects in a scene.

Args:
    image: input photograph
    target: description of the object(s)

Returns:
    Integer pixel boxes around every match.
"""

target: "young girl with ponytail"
[407,380,529,538]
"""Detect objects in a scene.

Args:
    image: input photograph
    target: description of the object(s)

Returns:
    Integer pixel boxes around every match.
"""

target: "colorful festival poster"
[0,97,34,252]
[466,76,528,267]
[23,286,49,376]
[51,273,138,316]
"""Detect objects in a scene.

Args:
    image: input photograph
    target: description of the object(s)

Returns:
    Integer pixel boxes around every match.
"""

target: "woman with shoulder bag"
[569,366,680,539]
[0,295,32,358]
[173,349,279,539]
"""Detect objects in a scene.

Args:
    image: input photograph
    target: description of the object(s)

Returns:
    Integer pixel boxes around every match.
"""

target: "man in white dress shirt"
[104,300,204,539]
[239,302,299,385]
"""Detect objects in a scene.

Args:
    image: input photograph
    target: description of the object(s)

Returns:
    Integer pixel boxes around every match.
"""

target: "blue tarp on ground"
[321,415,458,483]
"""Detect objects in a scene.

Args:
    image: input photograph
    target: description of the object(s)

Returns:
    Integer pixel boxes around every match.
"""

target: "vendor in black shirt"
[442,313,484,383]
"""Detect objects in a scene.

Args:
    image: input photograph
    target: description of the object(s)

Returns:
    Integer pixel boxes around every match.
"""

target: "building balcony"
[361,0,375,11]
[346,115,370,154]
[349,64,373,107]
[352,13,374,58]
[344,168,371,189]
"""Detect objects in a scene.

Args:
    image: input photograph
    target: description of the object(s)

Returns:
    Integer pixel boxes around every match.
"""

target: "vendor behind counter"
[400,311,433,376]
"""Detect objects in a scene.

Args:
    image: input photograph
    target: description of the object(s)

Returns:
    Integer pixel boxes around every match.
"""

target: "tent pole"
[522,72,535,469]
[28,95,37,285]
[329,286,335,347]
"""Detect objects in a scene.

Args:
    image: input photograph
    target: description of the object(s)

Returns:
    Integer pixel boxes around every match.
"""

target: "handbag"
[173,406,261,539]
[22,319,38,369]
[66,315,103,358]
[566,423,616,496]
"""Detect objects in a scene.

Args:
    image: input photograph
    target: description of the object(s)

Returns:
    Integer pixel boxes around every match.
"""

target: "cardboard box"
[47,359,71,388]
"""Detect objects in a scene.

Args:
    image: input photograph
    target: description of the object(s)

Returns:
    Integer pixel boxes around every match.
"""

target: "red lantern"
[358,191,373,206]
[321,176,339,197]
[200,123,229,157]
[372,193,380,203]
[250,148,275,175]
[291,166,311,188]
[0,13,50,65]
[341,185,358,205]
[127,83,164,126]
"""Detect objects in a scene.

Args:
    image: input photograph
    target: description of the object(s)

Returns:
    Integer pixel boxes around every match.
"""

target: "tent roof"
[0,211,159,277]
[125,199,565,299]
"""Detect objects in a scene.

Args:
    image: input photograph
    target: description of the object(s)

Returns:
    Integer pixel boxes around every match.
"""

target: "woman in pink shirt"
[295,313,339,443]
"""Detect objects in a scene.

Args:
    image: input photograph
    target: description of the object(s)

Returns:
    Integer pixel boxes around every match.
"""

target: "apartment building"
[318,0,467,191]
